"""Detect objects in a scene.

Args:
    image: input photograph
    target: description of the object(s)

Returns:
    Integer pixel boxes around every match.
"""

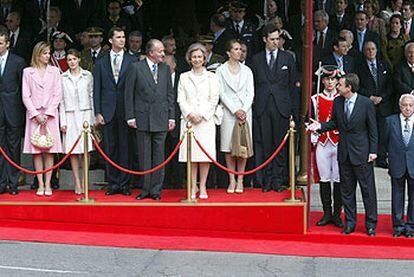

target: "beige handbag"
[231,121,253,158]
[30,124,54,150]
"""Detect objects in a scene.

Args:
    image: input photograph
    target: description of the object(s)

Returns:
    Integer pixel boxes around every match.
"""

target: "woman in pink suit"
[22,41,63,196]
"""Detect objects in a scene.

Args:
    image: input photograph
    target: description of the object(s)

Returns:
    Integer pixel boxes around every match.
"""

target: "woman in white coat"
[59,49,94,194]
[216,40,254,194]
[178,43,220,199]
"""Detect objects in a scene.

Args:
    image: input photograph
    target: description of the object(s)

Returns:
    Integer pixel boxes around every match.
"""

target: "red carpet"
[0,190,413,259]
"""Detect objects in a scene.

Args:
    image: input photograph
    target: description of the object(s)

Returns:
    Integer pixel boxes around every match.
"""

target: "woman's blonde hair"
[31,41,51,68]
[185,42,207,66]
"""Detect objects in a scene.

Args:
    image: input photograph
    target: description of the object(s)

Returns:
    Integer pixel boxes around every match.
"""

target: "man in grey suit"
[125,39,176,200]
[0,29,25,195]
[384,94,414,238]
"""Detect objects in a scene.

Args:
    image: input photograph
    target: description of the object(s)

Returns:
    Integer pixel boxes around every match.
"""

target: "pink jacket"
[22,65,62,119]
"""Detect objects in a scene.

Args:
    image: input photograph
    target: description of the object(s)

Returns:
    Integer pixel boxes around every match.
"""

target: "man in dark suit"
[321,37,355,74]
[125,39,176,200]
[329,0,354,33]
[0,30,25,195]
[127,30,143,60]
[394,42,414,105]
[314,10,336,63]
[352,11,380,58]
[251,23,298,192]
[60,0,101,35]
[0,0,15,25]
[357,41,394,168]
[226,1,259,58]
[210,13,234,58]
[384,94,414,238]
[93,26,134,196]
[308,73,378,236]
[402,1,414,39]
[5,11,32,64]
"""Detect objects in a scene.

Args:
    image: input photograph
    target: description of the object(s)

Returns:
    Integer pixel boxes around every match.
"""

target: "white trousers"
[316,140,340,182]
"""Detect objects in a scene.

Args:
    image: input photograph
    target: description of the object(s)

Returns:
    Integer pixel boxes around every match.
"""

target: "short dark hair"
[332,36,347,50]
[129,30,142,38]
[108,26,124,40]
[403,1,413,10]
[0,29,9,42]
[262,23,280,38]
[344,73,359,92]
[354,10,368,19]
[390,14,404,26]
[67,48,80,59]
[211,13,226,28]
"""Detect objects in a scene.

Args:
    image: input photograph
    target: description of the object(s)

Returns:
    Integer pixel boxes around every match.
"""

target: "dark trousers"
[102,111,130,191]
[0,114,21,189]
[164,133,184,189]
[376,113,387,163]
[391,172,414,232]
[136,130,167,197]
[259,95,289,190]
[339,158,378,229]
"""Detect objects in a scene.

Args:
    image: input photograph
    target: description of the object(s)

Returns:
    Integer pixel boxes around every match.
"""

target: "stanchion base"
[296,172,308,186]
[77,198,95,203]
[284,198,302,203]
[181,198,197,204]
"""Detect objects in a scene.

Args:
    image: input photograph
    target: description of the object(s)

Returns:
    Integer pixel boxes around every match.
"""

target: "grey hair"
[404,42,414,54]
[314,10,329,24]
[399,93,414,106]
[185,43,208,65]
[340,29,353,41]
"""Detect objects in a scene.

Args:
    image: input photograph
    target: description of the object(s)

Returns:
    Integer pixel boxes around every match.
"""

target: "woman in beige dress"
[178,43,220,199]
[59,49,94,194]
[216,40,254,193]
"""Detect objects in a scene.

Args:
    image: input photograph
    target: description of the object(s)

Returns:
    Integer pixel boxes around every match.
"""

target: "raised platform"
[0,189,307,235]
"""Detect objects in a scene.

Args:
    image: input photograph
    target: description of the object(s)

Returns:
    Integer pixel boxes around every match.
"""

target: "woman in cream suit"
[22,41,63,196]
[60,49,94,194]
[178,43,220,200]
[216,39,254,194]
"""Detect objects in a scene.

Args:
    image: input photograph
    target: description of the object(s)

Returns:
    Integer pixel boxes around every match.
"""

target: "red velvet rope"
[0,134,82,175]
[194,132,289,176]
[91,133,183,175]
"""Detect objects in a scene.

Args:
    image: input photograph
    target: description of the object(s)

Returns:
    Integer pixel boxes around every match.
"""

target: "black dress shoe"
[51,183,60,189]
[316,213,332,226]
[136,193,149,200]
[121,189,131,196]
[105,189,119,196]
[341,226,355,235]
[375,161,388,169]
[262,188,272,193]
[9,189,19,195]
[393,230,403,238]
[367,228,376,237]
[0,187,6,194]
[151,195,161,200]
[331,216,344,228]
[404,230,414,238]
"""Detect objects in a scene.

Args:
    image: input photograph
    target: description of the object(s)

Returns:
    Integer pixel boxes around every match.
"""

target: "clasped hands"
[235,109,246,123]
[34,114,48,126]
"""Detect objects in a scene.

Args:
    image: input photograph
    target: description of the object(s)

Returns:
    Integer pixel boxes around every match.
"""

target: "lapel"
[221,63,247,93]
[1,53,11,78]
[347,94,360,123]
[118,54,129,82]
[103,54,116,84]
[393,116,405,147]
[141,60,157,89]
[364,60,376,88]
[262,51,273,80]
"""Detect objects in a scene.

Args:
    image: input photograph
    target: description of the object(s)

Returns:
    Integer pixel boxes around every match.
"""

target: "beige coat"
[177,69,220,162]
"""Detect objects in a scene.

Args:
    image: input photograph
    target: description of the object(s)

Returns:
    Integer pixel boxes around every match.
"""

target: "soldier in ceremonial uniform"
[311,65,344,228]
[50,31,72,73]
[80,27,108,72]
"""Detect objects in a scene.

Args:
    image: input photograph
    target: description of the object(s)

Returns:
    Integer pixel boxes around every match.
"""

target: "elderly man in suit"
[357,41,394,168]
[385,94,414,238]
[0,29,25,195]
[251,23,298,192]
[5,11,32,64]
[314,10,336,63]
[394,42,414,105]
[308,73,378,236]
[93,26,134,196]
[125,39,175,201]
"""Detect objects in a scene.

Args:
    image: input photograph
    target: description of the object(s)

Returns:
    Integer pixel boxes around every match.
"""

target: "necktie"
[152,63,158,83]
[337,57,343,70]
[406,21,410,34]
[370,62,377,86]
[403,118,411,146]
[317,32,324,48]
[358,32,363,52]
[9,33,14,50]
[235,23,240,35]
[345,99,352,120]
[113,53,119,82]
[269,51,275,70]
[92,50,97,64]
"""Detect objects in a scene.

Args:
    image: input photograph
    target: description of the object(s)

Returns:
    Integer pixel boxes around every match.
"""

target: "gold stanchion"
[285,117,301,203]
[78,121,94,203]
[182,122,196,203]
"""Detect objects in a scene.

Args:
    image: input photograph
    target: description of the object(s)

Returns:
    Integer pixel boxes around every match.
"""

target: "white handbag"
[30,124,54,150]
